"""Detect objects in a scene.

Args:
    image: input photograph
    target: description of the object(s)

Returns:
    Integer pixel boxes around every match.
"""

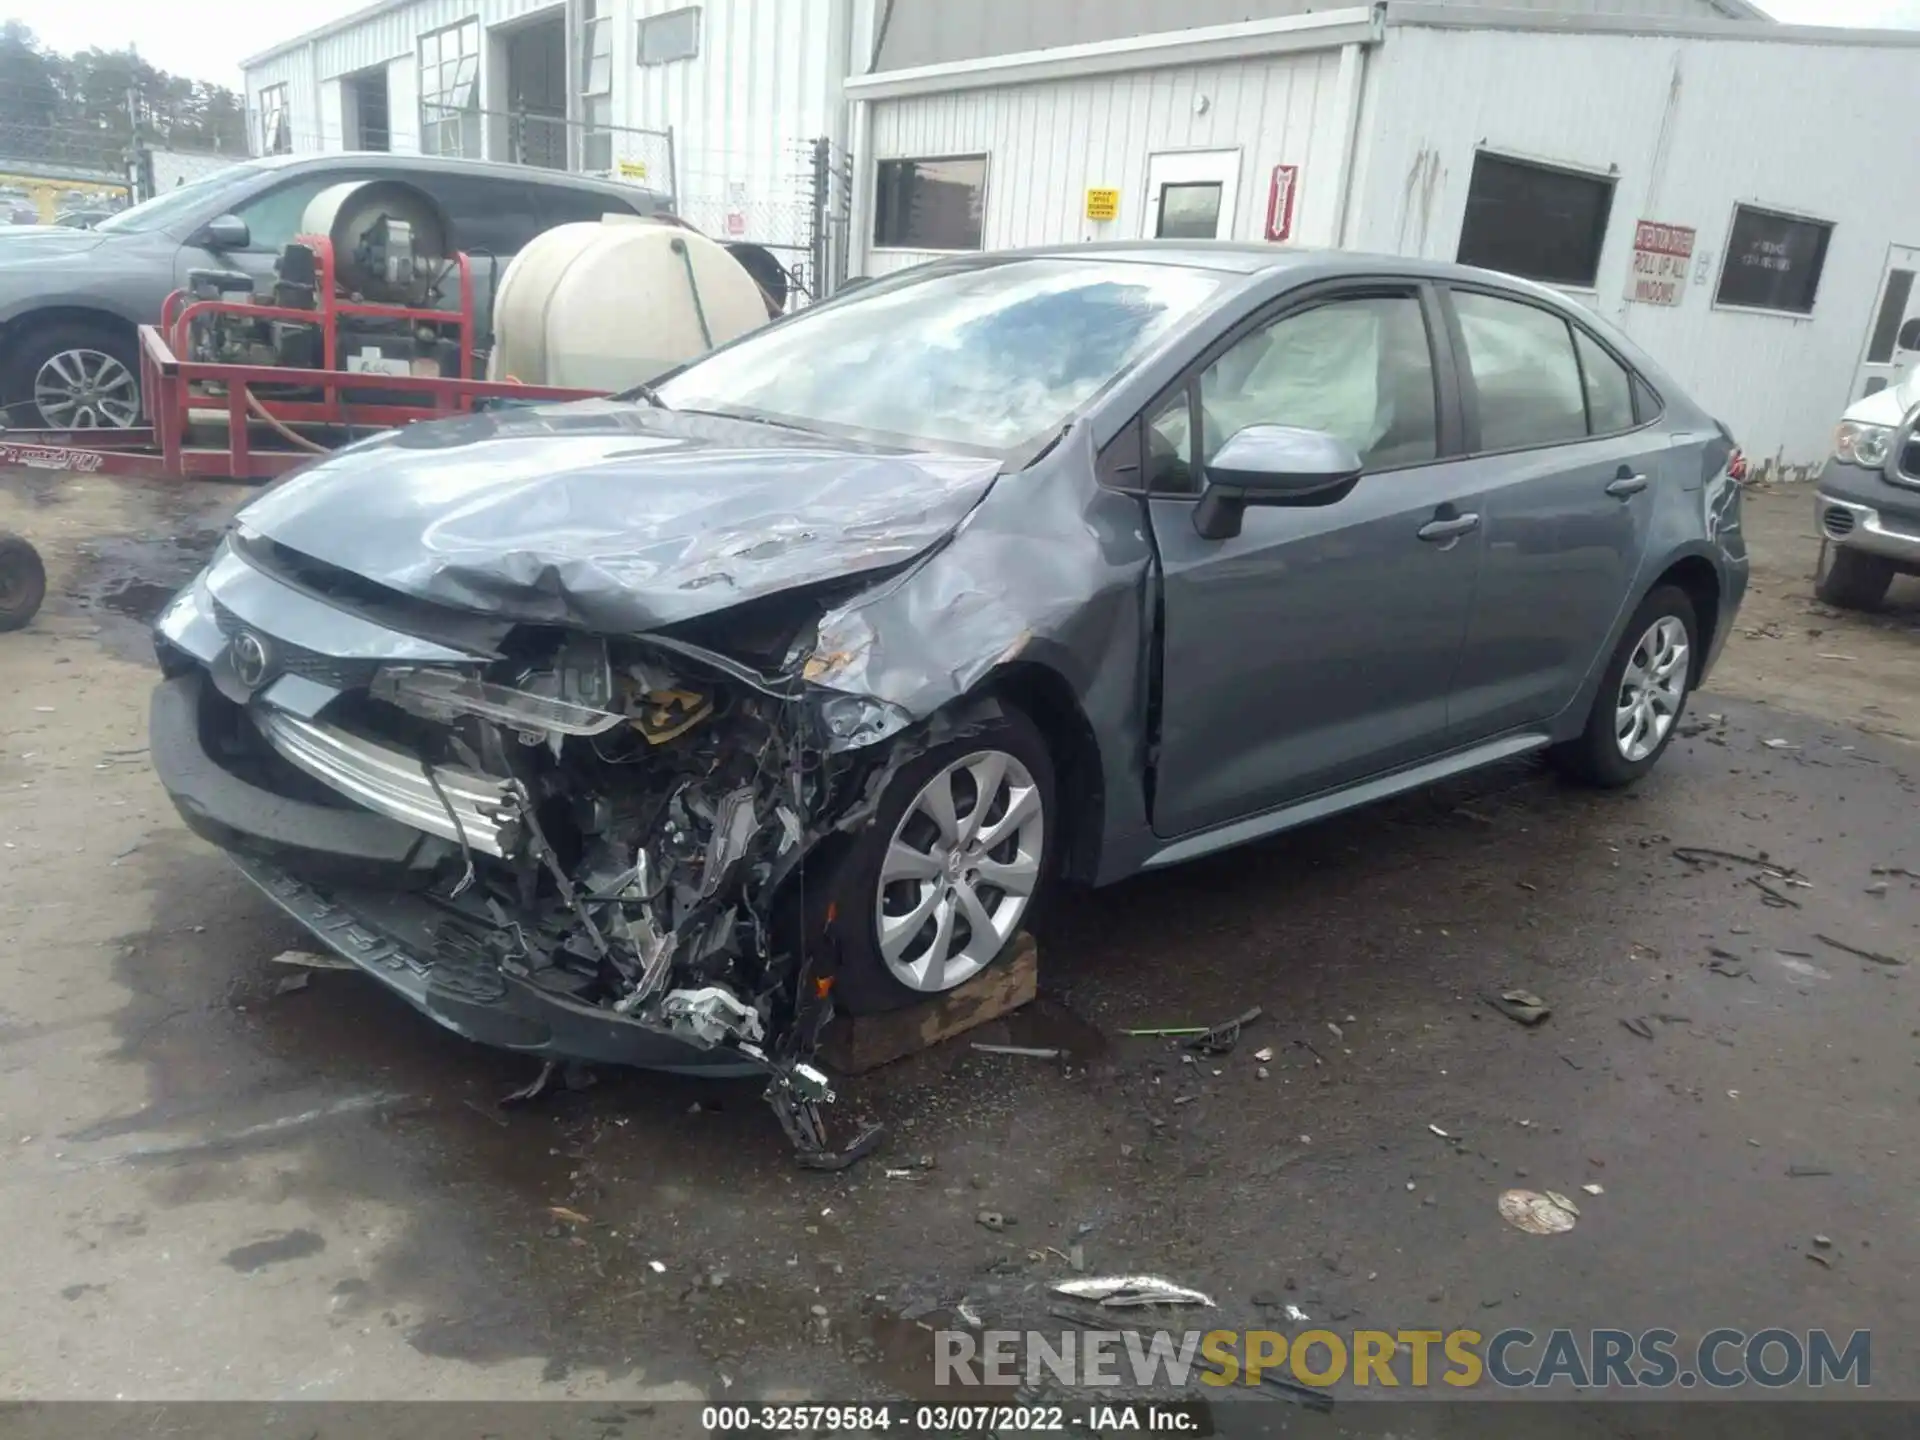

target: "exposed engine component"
[486,217,770,390]
[186,179,464,382]
[299,179,454,306]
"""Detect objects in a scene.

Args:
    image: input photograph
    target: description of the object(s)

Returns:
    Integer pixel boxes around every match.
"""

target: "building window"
[1456,151,1615,289]
[580,0,614,172]
[257,84,291,155]
[873,155,987,251]
[1156,183,1222,241]
[420,19,481,159]
[347,70,390,152]
[638,7,700,66]
[1715,204,1832,315]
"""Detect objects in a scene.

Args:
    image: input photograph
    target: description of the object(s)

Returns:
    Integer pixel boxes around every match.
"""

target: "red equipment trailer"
[0,235,604,482]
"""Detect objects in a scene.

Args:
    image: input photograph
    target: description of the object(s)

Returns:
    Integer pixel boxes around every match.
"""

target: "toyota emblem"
[231,630,273,690]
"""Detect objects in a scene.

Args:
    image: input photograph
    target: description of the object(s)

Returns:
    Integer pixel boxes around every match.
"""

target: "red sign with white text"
[1265,164,1300,243]
[1625,220,1696,307]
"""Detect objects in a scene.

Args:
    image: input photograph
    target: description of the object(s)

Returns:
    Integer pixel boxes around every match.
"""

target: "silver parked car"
[148,245,1747,1119]
[0,153,671,430]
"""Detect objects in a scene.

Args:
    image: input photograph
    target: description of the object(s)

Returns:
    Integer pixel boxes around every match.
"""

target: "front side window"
[232,174,367,253]
[420,20,481,158]
[257,84,291,155]
[1716,204,1832,315]
[1457,151,1615,289]
[1198,294,1439,475]
[873,156,987,251]
[1454,290,1587,450]
[655,258,1226,455]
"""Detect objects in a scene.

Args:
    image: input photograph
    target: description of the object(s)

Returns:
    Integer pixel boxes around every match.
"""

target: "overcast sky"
[4,0,1919,88]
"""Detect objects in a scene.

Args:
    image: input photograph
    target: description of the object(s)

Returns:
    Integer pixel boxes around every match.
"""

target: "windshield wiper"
[673,405,822,436]
[621,382,671,409]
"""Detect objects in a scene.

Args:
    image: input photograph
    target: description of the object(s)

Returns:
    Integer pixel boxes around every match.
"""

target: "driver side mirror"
[198,213,251,251]
[1193,425,1364,540]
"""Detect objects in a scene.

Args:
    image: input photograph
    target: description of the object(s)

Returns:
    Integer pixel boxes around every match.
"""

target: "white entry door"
[1142,150,1242,241]
[1856,244,1920,401]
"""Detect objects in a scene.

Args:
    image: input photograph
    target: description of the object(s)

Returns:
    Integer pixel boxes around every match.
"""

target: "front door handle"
[1417,513,1481,543]
[1606,471,1650,498]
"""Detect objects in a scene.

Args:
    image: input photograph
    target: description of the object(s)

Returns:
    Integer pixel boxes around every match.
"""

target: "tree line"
[0,20,248,173]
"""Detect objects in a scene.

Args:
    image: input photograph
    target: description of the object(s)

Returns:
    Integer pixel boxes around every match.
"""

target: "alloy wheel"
[1615,615,1689,763]
[875,749,1044,992]
[34,348,139,428]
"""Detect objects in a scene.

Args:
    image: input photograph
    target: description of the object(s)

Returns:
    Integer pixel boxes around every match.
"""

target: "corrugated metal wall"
[873,0,1759,70]
[862,48,1350,276]
[1349,22,1920,463]
[620,0,846,249]
[244,0,844,254]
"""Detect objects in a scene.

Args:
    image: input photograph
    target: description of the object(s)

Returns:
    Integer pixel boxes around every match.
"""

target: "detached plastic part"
[373,665,627,736]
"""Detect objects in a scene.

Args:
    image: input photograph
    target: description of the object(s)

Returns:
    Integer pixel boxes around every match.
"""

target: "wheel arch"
[1650,553,1722,686]
[0,304,142,348]
[977,660,1107,886]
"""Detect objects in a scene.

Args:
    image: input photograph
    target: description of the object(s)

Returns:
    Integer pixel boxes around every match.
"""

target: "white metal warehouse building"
[243,0,1920,467]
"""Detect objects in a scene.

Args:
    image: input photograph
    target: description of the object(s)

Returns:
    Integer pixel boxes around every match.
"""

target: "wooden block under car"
[821,932,1039,1075]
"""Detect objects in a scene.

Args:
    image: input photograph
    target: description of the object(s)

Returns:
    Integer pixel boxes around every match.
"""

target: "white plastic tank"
[487,217,771,391]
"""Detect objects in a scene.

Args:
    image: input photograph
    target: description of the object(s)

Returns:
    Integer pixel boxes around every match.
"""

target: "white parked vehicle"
[1815,370,1920,610]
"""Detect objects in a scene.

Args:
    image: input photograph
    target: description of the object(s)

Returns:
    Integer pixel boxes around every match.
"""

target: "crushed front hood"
[237,400,1004,633]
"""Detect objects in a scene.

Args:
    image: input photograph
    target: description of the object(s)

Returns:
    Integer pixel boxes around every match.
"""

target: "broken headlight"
[372,665,627,736]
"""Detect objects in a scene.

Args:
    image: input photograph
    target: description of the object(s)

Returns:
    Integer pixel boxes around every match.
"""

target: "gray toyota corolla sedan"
[149,243,1747,1136]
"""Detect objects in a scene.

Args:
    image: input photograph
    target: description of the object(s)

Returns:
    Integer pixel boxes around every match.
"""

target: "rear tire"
[820,707,1055,1016]
[1550,584,1698,789]
[1815,544,1895,612]
[0,532,48,632]
[1,319,141,429]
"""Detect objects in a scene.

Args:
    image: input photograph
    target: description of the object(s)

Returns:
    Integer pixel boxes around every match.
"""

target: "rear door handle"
[1606,472,1650,498]
[1417,513,1481,543]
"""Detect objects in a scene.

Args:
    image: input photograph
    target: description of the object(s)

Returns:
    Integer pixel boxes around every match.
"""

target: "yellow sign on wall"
[1085,187,1120,222]
[617,159,650,181]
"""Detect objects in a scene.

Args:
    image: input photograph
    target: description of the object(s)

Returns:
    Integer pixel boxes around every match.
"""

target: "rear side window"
[531,184,645,227]
[1453,290,1586,451]
[1574,328,1636,434]
[411,174,539,256]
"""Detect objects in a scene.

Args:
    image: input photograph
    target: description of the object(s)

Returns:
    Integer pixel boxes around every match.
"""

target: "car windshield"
[654,258,1228,455]
[95,163,266,235]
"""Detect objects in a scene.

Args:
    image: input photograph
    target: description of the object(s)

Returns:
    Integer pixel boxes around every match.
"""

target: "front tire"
[2,320,141,429]
[824,707,1054,1015]
[1550,585,1698,789]
[1815,544,1895,612]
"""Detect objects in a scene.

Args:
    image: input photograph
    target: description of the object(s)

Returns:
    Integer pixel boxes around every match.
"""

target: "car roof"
[1002,240,1571,291]
[246,151,670,204]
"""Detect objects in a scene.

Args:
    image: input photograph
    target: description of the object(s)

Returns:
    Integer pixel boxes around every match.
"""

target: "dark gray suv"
[147,244,1747,1102]
[0,152,671,430]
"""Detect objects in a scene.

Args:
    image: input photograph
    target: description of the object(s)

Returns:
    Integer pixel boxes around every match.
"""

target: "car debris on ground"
[1499,1189,1580,1235]
[1051,1276,1216,1308]
[1488,989,1551,1026]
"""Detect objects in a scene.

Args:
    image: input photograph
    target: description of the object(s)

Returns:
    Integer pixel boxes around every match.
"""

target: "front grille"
[212,599,381,690]
[1899,439,1920,487]
[253,706,519,856]
[1822,506,1857,539]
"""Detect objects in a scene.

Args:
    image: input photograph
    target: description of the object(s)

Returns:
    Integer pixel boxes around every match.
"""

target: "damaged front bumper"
[149,672,776,1076]
[144,538,925,1155]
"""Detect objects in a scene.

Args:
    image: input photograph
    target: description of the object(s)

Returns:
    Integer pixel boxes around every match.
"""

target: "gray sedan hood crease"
[236,402,1005,634]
